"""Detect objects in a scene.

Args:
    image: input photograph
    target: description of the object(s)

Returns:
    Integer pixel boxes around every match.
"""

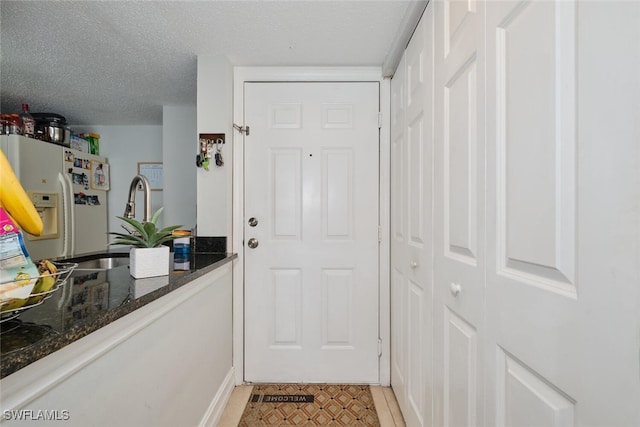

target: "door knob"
[247,238,259,249]
[248,217,258,227]
[449,282,462,297]
[410,261,418,269]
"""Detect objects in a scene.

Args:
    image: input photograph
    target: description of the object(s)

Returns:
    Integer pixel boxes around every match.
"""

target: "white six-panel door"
[243,82,380,383]
[391,7,434,427]
[433,0,486,425]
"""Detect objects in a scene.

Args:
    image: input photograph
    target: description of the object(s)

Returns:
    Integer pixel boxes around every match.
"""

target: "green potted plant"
[109,207,182,278]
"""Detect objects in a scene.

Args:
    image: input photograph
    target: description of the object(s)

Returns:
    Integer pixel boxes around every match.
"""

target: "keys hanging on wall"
[214,138,224,167]
[196,134,225,171]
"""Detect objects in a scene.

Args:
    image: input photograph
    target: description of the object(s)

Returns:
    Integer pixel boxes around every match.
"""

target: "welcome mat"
[238,384,380,427]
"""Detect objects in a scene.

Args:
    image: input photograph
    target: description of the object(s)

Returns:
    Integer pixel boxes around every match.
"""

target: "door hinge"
[377,112,383,129]
[378,225,383,242]
[378,338,382,358]
[233,124,250,135]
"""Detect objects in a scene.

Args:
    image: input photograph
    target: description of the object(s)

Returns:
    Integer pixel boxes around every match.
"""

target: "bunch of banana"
[27,260,58,304]
[0,272,33,312]
[0,260,57,312]
[0,148,43,236]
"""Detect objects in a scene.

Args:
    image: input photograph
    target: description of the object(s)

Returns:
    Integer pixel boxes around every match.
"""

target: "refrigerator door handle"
[65,173,75,256]
[58,172,75,257]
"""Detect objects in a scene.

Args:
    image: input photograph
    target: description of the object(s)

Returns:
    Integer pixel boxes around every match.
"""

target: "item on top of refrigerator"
[80,132,100,155]
[20,104,35,138]
[0,148,43,236]
[1,114,23,135]
[70,134,89,153]
[32,112,68,146]
[31,112,67,126]
[0,115,8,135]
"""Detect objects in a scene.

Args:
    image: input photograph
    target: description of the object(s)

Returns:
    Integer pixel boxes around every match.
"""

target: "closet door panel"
[390,7,434,426]
[485,1,640,425]
[434,0,486,426]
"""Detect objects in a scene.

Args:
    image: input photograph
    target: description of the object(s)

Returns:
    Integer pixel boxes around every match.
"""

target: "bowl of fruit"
[0,260,77,322]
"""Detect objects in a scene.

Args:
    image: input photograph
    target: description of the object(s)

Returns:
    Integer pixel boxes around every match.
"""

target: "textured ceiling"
[1,0,425,126]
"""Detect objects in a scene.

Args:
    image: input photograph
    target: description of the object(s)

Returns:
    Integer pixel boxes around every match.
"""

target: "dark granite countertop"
[0,251,236,379]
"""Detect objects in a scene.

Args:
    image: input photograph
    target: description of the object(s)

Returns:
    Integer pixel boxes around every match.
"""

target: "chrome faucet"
[124,175,152,222]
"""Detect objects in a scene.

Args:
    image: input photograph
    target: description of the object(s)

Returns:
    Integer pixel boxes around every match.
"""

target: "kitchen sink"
[62,253,129,271]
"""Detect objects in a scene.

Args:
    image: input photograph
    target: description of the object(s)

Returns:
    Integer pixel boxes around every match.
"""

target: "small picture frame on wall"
[137,162,163,191]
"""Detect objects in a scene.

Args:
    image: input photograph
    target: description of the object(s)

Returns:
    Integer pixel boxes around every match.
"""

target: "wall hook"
[197,133,225,170]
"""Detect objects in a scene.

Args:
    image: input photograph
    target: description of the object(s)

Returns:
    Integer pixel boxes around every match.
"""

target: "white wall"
[196,55,233,241]
[162,105,197,231]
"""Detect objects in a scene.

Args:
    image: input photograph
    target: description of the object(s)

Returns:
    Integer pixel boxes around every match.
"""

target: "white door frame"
[232,67,391,385]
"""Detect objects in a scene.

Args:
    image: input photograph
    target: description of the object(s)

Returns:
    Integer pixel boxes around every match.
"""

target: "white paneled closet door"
[390,7,433,427]
[484,1,640,425]
[433,0,486,426]
[390,38,408,417]
[392,1,640,426]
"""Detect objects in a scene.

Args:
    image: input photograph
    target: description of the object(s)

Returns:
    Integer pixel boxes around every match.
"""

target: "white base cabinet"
[1,264,234,427]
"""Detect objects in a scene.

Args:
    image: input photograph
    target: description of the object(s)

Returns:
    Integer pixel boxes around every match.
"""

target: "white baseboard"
[199,367,236,427]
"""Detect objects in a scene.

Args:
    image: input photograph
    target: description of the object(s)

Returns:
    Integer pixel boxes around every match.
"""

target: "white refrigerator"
[0,135,110,260]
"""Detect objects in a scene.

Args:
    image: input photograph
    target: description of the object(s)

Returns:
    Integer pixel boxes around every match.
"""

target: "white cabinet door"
[484,1,640,425]
[391,8,434,427]
[243,82,380,383]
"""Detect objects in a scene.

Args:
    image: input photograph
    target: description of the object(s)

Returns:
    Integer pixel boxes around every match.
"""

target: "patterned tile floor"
[238,384,380,427]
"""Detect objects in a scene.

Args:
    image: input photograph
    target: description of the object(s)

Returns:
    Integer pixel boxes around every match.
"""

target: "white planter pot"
[129,246,170,278]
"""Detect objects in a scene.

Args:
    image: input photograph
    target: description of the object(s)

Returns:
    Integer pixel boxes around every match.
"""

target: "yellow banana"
[32,260,56,294]
[44,259,58,274]
[28,260,57,304]
[0,272,32,312]
[1,298,27,312]
[0,148,43,236]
